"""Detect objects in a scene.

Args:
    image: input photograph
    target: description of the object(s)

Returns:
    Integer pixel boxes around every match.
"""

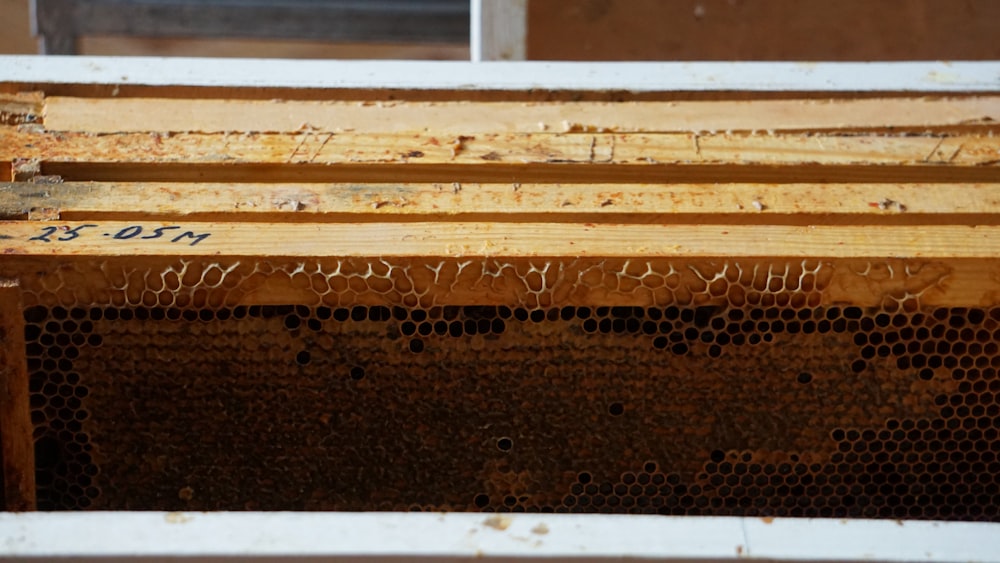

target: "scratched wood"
[3,127,999,184]
[0,92,43,126]
[4,128,995,166]
[2,182,1000,226]
[42,96,1000,134]
[0,281,35,511]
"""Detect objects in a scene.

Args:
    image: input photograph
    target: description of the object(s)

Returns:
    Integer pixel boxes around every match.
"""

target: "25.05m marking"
[28,224,211,246]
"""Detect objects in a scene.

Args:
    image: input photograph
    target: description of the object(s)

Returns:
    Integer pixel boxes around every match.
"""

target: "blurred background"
[1,0,998,60]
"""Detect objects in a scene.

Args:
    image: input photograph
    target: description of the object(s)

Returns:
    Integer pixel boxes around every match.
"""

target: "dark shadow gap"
[41,162,1000,185]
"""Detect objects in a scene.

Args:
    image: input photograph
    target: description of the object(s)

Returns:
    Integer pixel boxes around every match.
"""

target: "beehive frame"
[3,57,1000,561]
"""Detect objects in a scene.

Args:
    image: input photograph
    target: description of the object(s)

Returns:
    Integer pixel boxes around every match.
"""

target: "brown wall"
[5,0,999,61]
[528,0,1000,61]
[0,0,37,54]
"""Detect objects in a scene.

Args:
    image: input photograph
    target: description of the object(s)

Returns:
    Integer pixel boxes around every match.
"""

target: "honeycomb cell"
[9,257,997,519]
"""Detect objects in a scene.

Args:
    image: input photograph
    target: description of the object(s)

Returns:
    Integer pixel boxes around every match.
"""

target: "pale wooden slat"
[2,182,999,223]
[41,96,1000,135]
[4,128,999,168]
[2,221,1000,259]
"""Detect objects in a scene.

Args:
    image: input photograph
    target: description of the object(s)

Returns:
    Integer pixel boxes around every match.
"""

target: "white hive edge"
[1,57,999,92]
[0,512,998,562]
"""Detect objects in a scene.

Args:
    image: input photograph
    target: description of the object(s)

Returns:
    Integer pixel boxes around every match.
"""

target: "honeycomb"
[13,256,1000,519]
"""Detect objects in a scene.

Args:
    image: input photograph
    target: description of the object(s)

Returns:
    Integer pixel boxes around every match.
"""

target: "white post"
[471,0,527,61]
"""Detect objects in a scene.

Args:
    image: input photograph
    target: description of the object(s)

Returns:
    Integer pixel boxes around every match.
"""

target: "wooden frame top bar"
[2,221,999,259]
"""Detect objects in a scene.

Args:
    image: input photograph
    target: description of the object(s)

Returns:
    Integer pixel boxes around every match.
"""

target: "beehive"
[3,65,1000,520]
